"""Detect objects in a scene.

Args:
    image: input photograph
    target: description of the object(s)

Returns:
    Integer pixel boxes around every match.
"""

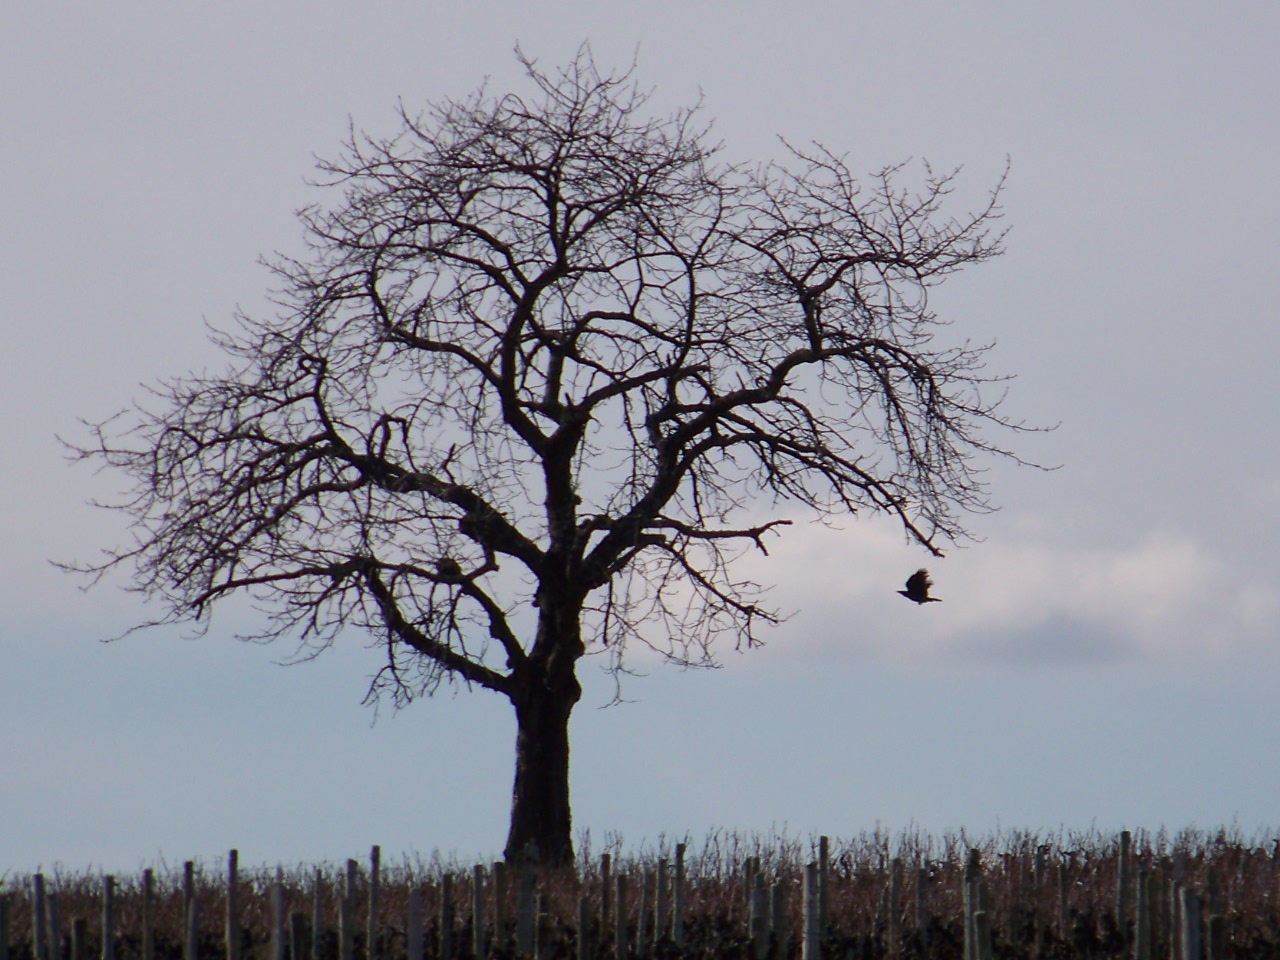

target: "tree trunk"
[503,669,580,866]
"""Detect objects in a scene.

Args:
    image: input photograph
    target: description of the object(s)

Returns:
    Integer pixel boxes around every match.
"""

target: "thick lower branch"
[360,561,515,695]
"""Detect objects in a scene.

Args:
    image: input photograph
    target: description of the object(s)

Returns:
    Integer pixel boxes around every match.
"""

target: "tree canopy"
[70,47,1029,864]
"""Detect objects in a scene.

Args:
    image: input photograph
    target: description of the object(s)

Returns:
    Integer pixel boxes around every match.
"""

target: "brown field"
[4,826,1280,960]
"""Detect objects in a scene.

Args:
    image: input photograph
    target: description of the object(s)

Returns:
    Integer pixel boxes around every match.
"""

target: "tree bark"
[503,667,581,866]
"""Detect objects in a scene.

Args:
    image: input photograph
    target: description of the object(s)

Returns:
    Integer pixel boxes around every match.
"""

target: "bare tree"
[68,47,1032,865]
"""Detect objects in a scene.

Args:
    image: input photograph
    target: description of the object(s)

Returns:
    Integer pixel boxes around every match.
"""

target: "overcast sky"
[4,2,1279,874]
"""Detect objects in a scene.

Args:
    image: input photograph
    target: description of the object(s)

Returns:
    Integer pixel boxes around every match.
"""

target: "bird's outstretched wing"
[906,569,931,596]
[899,568,940,603]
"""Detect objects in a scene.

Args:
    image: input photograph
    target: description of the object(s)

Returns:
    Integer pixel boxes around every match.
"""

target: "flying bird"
[898,568,941,604]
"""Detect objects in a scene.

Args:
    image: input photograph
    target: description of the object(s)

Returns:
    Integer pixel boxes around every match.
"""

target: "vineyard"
[4,827,1280,960]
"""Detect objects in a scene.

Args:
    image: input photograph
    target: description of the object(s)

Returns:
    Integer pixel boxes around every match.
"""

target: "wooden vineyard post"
[345,860,359,913]
[142,869,155,960]
[406,886,423,960]
[472,866,486,960]
[185,894,199,960]
[1057,860,1068,943]
[1118,831,1132,949]
[226,851,240,960]
[1178,888,1200,960]
[45,894,60,960]
[1154,858,1169,960]
[962,856,973,960]
[1275,842,1280,927]
[576,897,591,960]
[661,858,673,942]
[655,859,668,946]
[183,863,195,937]
[1031,847,1046,959]
[1001,853,1014,920]
[801,862,819,960]
[673,845,686,947]
[1172,855,1192,885]
[441,875,455,960]
[71,918,87,960]
[1205,913,1225,960]
[368,846,381,960]
[742,857,759,921]
[915,865,930,954]
[102,876,115,960]
[288,913,310,960]
[1205,867,1224,960]
[599,855,612,940]
[614,874,628,960]
[973,909,994,960]
[973,878,995,960]
[887,858,902,959]
[1135,868,1152,960]
[493,861,508,950]
[637,870,652,960]
[270,875,287,960]
[770,880,789,959]
[818,837,830,935]
[748,876,767,960]
[963,850,981,960]
[32,873,47,960]
[1168,881,1180,960]
[338,892,355,960]
[310,870,323,960]
[877,869,887,943]
[981,881,997,960]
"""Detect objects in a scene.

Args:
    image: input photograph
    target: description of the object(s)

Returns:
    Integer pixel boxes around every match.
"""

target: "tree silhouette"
[68,46,1031,865]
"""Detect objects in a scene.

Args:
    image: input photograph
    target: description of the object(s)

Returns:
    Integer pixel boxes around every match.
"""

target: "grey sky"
[3,2,1278,871]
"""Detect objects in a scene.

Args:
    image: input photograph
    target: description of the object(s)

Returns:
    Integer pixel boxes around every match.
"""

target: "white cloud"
[731,513,1280,669]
